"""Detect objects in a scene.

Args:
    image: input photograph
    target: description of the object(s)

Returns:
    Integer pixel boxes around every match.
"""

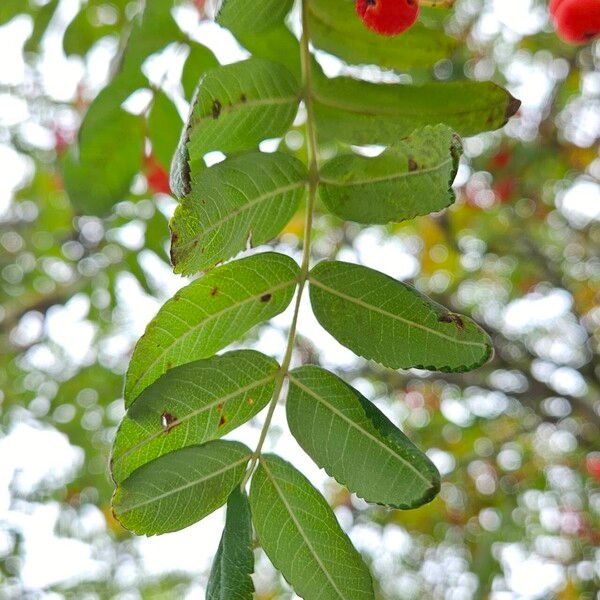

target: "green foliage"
[310,260,493,372]
[112,350,279,483]
[307,0,457,69]
[287,366,440,509]
[124,252,299,404]
[206,488,255,600]
[31,0,524,594]
[313,74,519,144]
[148,91,182,172]
[170,58,301,196]
[170,152,307,274]
[217,0,294,34]
[250,454,375,599]
[319,124,462,224]
[113,441,251,535]
[6,0,600,597]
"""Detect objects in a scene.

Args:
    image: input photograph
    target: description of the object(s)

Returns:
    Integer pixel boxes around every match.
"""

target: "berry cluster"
[550,0,600,45]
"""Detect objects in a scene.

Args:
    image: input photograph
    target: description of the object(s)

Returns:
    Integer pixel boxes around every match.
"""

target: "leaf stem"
[241,0,319,490]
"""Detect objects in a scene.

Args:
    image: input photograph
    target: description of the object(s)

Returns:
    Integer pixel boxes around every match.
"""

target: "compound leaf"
[207,488,255,600]
[171,58,300,197]
[313,74,521,145]
[319,125,462,224]
[170,152,307,275]
[250,454,375,600]
[287,366,440,509]
[124,252,299,404]
[112,350,279,483]
[112,440,251,535]
[309,261,493,372]
[307,0,457,69]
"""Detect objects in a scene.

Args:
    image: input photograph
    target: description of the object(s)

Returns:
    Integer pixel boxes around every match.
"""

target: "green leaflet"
[319,125,462,224]
[63,108,144,216]
[63,4,121,57]
[148,91,182,172]
[312,74,521,145]
[309,261,493,372]
[207,488,255,600]
[170,58,301,197]
[234,25,302,81]
[250,455,375,600]
[113,441,251,535]
[307,0,457,69]
[217,0,294,34]
[287,366,440,509]
[112,350,279,483]
[170,152,307,275]
[124,252,300,405]
[181,43,219,101]
[63,0,180,215]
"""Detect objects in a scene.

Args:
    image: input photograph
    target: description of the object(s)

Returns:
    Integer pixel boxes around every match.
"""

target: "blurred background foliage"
[0,0,599,598]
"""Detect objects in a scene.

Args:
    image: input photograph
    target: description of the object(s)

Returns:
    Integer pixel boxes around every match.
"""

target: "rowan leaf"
[312,74,521,145]
[112,441,251,535]
[112,350,279,483]
[170,152,307,275]
[309,261,493,372]
[287,366,440,509]
[124,252,299,404]
[170,58,301,197]
[319,125,462,224]
[250,454,375,600]
[207,488,255,600]
[307,0,457,69]
[217,0,294,34]
[234,25,302,80]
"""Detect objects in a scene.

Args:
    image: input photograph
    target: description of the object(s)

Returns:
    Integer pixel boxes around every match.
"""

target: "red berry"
[356,0,420,36]
[552,0,600,44]
[549,0,567,17]
[143,153,171,195]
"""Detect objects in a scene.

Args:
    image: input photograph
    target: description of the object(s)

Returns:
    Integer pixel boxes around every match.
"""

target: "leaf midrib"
[114,373,277,471]
[309,276,487,349]
[127,276,299,399]
[288,374,431,487]
[311,89,504,119]
[175,181,307,252]
[260,460,348,600]
[118,454,250,514]
[190,95,299,130]
[319,157,453,186]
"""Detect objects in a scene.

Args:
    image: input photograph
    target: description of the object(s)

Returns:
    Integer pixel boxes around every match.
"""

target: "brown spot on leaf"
[211,286,219,296]
[217,403,223,412]
[439,313,465,330]
[240,93,247,103]
[161,412,178,433]
[166,361,173,370]
[247,397,254,406]
[260,293,272,303]
[212,99,222,119]
[219,414,227,427]
[408,158,418,172]
[506,95,521,120]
